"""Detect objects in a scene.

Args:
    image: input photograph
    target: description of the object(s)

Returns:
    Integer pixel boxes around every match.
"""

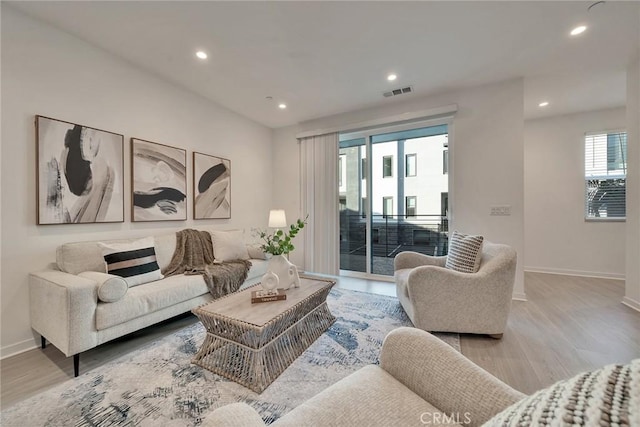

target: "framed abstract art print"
[36,115,124,224]
[193,152,231,219]
[131,138,187,222]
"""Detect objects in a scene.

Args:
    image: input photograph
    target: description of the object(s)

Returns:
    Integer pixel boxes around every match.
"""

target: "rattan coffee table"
[191,276,336,393]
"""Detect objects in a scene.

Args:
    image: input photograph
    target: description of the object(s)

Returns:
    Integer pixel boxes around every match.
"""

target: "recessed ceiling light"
[387,74,397,81]
[278,103,287,109]
[539,101,549,107]
[195,51,208,60]
[570,25,587,36]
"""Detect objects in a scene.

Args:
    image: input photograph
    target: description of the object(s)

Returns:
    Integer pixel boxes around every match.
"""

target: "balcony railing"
[339,213,448,275]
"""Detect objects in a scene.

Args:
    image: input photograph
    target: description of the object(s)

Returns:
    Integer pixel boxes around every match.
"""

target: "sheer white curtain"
[299,132,339,275]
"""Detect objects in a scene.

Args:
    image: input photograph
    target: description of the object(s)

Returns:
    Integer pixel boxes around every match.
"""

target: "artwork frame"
[36,115,124,225]
[193,152,231,219]
[131,138,187,222]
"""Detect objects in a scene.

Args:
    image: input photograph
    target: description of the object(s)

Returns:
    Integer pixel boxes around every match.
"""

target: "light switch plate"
[490,205,512,216]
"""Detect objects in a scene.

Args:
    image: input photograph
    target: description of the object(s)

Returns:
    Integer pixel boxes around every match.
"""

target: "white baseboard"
[622,296,640,313]
[1,338,37,360]
[524,266,625,281]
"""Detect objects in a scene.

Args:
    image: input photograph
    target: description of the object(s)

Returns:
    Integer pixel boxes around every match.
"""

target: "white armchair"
[393,241,517,338]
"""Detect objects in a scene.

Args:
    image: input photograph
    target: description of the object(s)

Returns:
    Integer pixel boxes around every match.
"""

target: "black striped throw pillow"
[99,237,164,287]
[486,359,639,426]
[445,231,484,273]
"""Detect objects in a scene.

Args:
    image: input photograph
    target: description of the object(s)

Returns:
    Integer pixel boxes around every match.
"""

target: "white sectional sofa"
[29,229,267,376]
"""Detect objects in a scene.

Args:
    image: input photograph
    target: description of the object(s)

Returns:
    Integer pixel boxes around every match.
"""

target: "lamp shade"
[268,209,287,228]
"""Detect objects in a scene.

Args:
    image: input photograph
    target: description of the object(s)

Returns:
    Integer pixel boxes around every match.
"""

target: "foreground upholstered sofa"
[394,241,517,338]
[205,327,525,427]
[206,327,638,427]
[29,229,267,376]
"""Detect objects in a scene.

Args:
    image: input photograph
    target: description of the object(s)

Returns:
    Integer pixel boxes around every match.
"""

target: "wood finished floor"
[2,272,639,409]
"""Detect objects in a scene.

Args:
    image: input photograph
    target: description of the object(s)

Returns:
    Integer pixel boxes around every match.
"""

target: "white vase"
[260,271,279,294]
[267,254,300,290]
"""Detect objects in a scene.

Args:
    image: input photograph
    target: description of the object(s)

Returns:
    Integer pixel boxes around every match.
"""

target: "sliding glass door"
[339,121,450,277]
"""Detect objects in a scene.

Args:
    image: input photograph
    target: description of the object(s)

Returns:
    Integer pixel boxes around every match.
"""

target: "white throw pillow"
[246,244,268,260]
[78,271,128,303]
[98,237,164,287]
[209,230,250,262]
[444,231,484,273]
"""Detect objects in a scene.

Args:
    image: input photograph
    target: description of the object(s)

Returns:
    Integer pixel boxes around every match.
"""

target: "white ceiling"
[7,1,640,128]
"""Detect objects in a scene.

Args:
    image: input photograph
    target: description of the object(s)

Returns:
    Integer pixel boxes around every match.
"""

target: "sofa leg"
[41,336,46,349]
[488,333,503,339]
[73,354,80,377]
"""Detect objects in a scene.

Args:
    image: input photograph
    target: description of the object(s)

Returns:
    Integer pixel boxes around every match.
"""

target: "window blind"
[584,131,627,219]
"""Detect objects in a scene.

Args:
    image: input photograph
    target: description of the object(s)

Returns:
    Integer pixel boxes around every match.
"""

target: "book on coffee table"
[251,289,287,304]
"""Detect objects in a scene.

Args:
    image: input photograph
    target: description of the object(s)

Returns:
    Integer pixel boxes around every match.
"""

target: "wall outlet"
[490,205,511,216]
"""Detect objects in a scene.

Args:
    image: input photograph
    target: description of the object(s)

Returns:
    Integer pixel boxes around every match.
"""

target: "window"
[405,154,417,177]
[443,150,448,174]
[339,196,347,211]
[372,228,380,244]
[383,156,393,178]
[383,196,393,218]
[585,131,627,219]
[406,196,417,217]
[338,155,344,188]
[339,122,450,276]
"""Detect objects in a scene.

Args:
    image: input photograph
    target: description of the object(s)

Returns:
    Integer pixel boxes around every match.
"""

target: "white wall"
[625,52,640,310]
[0,7,274,357]
[274,79,526,299]
[524,108,627,279]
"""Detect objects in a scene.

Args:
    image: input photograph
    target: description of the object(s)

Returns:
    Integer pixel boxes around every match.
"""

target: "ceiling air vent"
[383,86,413,98]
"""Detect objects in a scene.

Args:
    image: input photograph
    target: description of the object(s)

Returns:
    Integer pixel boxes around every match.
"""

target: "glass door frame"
[339,117,454,281]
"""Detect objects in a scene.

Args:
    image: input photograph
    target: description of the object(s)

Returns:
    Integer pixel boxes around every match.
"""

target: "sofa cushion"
[95,273,208,330]
[272,365,459,427]
[153,233,177,271]
[485,359,639,427]
[99,237,164,287]
[55,230,247,275]
[56,240,109,275]
[445,231,484,273]
[247,259,268,281]
[210,230,249,262]
[56,234,174,275]
[78,271,128,303]
[247,244,268,260]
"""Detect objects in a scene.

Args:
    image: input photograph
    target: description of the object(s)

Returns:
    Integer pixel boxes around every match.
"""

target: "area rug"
[1,288,459,426]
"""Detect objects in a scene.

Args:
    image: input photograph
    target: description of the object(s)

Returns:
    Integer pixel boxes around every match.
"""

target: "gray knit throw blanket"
[161,229,251,299]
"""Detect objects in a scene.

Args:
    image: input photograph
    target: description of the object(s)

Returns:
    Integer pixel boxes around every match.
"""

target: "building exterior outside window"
[338,125,450,275]
[383,155,393,178]
[406,196,417,217]
[383,196,393,218]
[443,149,448,174]
[405,153,417,177]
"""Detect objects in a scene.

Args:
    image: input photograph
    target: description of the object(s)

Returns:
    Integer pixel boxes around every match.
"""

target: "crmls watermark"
[420,412,472,425]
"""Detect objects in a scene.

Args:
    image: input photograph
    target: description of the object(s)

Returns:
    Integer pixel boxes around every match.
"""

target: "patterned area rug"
[1,288,459,426]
